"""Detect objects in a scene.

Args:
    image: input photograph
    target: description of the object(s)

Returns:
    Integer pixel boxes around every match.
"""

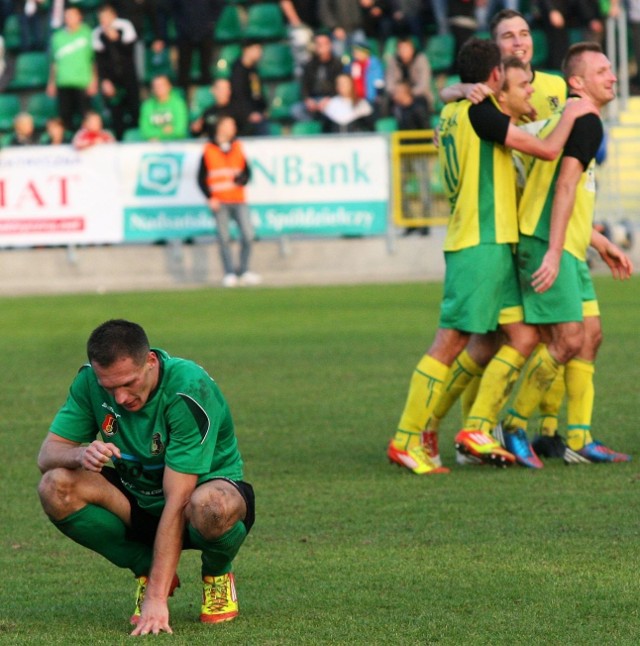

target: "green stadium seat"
[26,93,59,129]
[268,80,301,121]
[374,116,398,133]
[144,46,175,83]
[8,51,50,90]
[3,14,21,51]
[214,5,244,43]
[530,29,549,68]
[291,120,322,135]
[425,33,455,74]
[0,94,21,132]
[122,127,144,142]
[214,44,242,79]
[257,42,294,81]
[190,85,215,120]
[267,121,283,135]
[243,3,287,41]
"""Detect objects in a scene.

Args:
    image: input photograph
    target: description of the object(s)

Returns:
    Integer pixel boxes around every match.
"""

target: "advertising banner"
[0,135,389,247]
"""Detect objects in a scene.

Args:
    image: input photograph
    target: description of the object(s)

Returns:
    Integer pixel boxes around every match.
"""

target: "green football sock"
[188,521,247,577]
[53,504,152,577]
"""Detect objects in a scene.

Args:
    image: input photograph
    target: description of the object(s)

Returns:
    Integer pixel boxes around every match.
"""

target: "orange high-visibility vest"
[203,140,247,203]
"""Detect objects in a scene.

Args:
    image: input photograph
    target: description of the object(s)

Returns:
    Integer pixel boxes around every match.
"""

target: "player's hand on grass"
[130,598,172,636]
[81,441,121,472]
[531,249,562,293]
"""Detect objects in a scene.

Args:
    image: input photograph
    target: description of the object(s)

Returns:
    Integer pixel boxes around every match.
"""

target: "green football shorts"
[517,234,598,324]
[439,243,520,334]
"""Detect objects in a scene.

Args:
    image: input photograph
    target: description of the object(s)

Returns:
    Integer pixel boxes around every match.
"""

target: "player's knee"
[37,468,79,515]
[188,486,233,538]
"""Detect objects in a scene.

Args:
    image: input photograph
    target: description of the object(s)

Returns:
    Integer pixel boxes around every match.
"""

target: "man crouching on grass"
[37,319,255,636]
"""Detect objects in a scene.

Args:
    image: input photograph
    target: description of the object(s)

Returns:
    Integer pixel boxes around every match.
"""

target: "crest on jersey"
[549,96,560,111]
[102,414,119,437]
[151,433,164,456]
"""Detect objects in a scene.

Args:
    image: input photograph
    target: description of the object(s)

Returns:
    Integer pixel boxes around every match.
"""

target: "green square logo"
[135,153,184,196]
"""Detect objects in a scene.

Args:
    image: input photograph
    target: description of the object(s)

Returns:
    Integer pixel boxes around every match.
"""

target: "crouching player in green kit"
[37,319,255,636]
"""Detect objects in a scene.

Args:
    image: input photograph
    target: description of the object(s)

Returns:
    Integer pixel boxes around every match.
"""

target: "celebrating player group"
[388,11,633,475]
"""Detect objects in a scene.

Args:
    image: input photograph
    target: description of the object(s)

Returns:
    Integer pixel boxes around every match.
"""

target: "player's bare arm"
[131,467,197,637]
[505,98,597,160]
[440,82,493,105]
[37,432,122,473]
[532,157,583,293]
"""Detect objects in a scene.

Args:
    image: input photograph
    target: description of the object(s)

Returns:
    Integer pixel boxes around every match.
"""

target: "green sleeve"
[139,100,161,140]
[171,94,189,140]
[49,367,99,443]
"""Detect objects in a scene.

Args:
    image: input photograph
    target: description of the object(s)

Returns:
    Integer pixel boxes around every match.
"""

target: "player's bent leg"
[187,479,254,624]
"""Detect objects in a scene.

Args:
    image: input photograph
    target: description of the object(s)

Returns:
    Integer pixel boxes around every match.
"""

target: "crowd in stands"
[0,0,637,147]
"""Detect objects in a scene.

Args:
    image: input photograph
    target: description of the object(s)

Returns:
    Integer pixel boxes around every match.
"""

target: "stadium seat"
[214,5,244,43]
[3,13,21,51]
[144,46,175,83]
[374,116,398,133]
[0,94,21,132]
[26,93,59,129]
[257,42,295,81]
[8,51,50,90]
[291,120,322,135]
[243,3,287,41]
[425,33,455,74]
[190,85,215,120]
[530,29,549,68]
[268,80,300,121]
[214,44,242,79]
[122,127,144,142]
[267,121,283,135]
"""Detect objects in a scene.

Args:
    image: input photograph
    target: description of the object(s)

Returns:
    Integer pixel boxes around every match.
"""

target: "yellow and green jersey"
[438,96,518,251]
[528,70,567,121]
[50,349,243,515]
[517,102,603,261]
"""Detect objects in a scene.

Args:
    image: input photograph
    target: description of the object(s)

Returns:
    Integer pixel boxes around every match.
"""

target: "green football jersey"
[51,24,94,89]
[50,349,243,515]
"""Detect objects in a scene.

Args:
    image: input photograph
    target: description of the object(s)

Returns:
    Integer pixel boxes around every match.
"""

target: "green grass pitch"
[0,278,638,644]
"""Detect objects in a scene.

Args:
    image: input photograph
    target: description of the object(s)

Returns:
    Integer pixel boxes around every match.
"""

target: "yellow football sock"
[461,374,481,421]
[504,344,561,432]
[430,350,485,429]
[395,355,450,448]
[565,358,595,450]
[465,345,526,432]
[538,366,566,437]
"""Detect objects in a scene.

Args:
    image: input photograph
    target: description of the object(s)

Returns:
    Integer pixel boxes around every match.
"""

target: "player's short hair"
[87,320,150,367]
[457,38,502,84]
[501,55,527,91]
[489,9,527,40]
[561,42,603,81]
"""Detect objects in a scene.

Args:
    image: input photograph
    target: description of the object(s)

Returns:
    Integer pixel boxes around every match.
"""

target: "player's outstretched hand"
[130,599,173,637]
[81,441,121,472]
[599,241,634,280]
[531,248,562,293]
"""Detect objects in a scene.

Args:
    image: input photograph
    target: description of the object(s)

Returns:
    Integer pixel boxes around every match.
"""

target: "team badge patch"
[151,433,164,456]
[102,414,119,437]
[549,96,560,111]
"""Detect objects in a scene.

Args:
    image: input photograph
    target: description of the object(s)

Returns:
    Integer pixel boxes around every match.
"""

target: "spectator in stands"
[0,34,13,92]
[536,0,603,69]
[384,35,433,118]
[293,29,343,122]
[317,0,366,58]
[229,39,270,137]
[448,0,478,74]
[47,6,97,131]
[72,110,116,149]
[7,111,38,146]
[190,77,238,140]
[349,39,385,117]
[630,0,640,90]
[41,116,71,144]
[390,79,430,129]
[171,0,224,95]
[17,0,48,51]
[139,74,189,141]
[114,0,171,81]
[280,0,320,30]
[360,0,395,43]
[321,72,374,133]
[197,115,261,288]
[93,4,140,141]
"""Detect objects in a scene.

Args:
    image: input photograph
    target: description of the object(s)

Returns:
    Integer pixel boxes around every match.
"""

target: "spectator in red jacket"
[72,110,116,149]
